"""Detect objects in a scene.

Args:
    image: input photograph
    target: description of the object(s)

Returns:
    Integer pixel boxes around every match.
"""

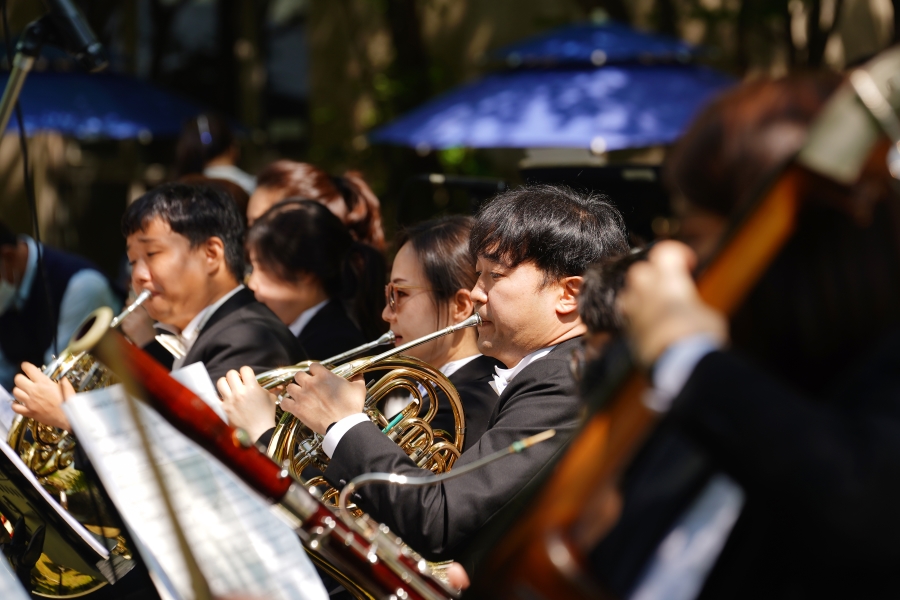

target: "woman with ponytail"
[243,199,385,358]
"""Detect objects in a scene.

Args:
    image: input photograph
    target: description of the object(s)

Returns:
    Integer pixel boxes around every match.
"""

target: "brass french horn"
[258,315,479,596]
[3,291,150,597]
[262,314,479,484]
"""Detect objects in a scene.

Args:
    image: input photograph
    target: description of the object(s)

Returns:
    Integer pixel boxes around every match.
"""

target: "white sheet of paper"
[0,555,31,600]
[64,385,328,600]
[169,363,227,423]
[0,384,17,439]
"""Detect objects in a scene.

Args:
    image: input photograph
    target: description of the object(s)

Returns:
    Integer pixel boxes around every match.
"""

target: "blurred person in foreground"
[585,74,900,600]
[247,160,385,250]
[275,184,629,577]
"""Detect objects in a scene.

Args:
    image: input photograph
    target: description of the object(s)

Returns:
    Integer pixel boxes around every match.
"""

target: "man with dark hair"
[279,184,629,577]
[120,183,303,379]
[0,220,118,391]
[13,183,304,430]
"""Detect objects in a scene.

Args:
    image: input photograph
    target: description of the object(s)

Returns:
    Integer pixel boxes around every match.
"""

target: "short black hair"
[470,184,629,283]
[0,221,17,248]
[579,247,649,334]
[122,183,245,281]
[247,199,352,297]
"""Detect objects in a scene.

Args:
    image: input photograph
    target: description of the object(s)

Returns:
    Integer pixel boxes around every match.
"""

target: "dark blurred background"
[2,0,898,276]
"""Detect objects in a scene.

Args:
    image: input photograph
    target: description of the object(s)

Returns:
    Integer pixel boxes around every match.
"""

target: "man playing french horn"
[258,185,628,579]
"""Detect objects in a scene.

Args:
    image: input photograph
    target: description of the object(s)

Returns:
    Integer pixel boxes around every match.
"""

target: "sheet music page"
[169,363,227,423]
[64,385,328,600]
[0,554,31,600]
[0,384,17,439]
[0,438,110,558]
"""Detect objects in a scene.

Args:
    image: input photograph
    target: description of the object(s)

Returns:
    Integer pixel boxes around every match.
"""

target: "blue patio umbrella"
[0,70,207,139]
[490,21,699,67]
[368,64,735,151]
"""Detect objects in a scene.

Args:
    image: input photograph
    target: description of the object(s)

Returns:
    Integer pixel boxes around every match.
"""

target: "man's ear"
[450,288,474,323]
[203,236,227,274]
[556,276,583,316]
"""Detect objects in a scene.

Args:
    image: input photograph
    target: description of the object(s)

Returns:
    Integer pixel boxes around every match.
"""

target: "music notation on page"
[64,384,328,600]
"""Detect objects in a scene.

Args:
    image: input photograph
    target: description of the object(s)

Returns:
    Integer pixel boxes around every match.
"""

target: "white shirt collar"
[178,284,244,352]
[288,298,330,337]
[491,345,557,396]
[439,353,481,378]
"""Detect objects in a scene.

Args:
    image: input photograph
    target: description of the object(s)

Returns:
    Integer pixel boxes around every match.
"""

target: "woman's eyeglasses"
[384,282,433,311]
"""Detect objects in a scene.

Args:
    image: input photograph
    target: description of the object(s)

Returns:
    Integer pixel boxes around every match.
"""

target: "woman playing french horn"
[218,215,501,451]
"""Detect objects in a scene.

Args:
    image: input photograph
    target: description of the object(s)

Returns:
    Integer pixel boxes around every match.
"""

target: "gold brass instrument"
[264,314,480,501]
[3,290,150,597]
[256,329,395,392]
[261,315,479,597]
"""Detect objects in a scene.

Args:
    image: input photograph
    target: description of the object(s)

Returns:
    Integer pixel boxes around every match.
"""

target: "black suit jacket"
[325,337,582,567]
[429,355,504,452]
[296,299,366,361]
[181,288,305,382]
[592,331,900,599]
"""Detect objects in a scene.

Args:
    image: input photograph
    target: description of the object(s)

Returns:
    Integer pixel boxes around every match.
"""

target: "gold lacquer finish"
[3,294,149,597]
[262,316,479,598]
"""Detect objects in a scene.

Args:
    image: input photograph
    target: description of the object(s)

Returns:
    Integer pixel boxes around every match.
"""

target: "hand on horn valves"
[281,363,366,436]
[11,362,74,431]
[217,366,278,442]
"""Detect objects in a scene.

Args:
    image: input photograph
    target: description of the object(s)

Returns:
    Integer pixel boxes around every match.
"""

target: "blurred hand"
[216,367,278,441]
[11,362,73,430]
[281,363,366,435]
[119,305,157,347]
[446,562,471,590]
[617,241,728,367]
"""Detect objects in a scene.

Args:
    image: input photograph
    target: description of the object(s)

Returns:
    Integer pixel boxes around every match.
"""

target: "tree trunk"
[655,0,678,35]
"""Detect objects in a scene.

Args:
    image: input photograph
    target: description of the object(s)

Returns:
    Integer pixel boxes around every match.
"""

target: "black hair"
[247,199,351,297]
[122,183,246,282]
[579,248,649,335]
[470,184,629,284]
[396,215,476,309]
[173,114,236,178]
[247,199,388,339]
[0,221,17,247]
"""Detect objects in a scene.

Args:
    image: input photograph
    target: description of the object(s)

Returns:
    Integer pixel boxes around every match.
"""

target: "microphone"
[40,0,107,71]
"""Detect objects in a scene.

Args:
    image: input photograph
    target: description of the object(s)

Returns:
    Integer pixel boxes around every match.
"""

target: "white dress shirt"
[490,345,557,396]
[203,164,257,195]
[170,285,245,370]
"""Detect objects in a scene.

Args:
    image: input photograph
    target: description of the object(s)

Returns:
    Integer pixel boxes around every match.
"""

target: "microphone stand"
[0,1,108,136]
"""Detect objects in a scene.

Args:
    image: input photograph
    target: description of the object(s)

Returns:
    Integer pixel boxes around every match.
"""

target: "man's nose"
[131,261,151,287]
[470,282,487,304]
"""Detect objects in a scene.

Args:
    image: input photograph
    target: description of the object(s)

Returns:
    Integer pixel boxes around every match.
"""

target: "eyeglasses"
[385,282,432,312]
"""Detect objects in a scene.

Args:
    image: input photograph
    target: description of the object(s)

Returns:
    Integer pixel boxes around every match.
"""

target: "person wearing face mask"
[0,221,118,392]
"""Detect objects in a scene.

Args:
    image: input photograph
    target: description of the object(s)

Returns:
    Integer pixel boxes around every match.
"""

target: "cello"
[470,46,900,599]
